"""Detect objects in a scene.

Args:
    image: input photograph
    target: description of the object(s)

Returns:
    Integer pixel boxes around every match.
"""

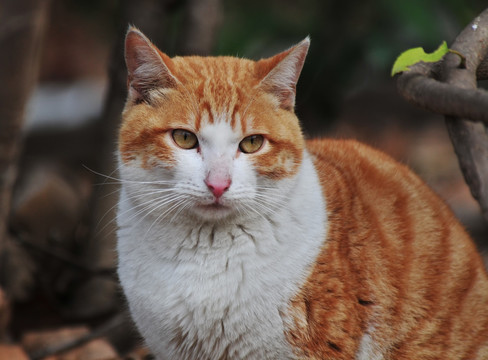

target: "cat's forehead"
[171,56,257,86]
[170,56,259,132]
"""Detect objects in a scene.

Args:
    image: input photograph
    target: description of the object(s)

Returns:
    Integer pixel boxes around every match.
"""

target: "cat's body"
[117,27,488,359]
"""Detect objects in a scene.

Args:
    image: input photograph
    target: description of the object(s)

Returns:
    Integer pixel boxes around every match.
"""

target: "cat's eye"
[239,135,264,154]
[172,129,198,149]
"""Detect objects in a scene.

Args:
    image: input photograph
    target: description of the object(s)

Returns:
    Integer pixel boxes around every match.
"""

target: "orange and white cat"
[116,27,488,359]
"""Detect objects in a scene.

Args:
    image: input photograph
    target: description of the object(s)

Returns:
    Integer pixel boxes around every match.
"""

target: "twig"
[13,232,116,276]
[28,312,127,360]
[396,63,488,125]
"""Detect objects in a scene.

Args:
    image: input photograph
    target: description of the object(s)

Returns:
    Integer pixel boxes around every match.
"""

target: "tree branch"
[397,65,488,125]
[28,313,127,360]
[396,8,488,223]
[443,8,488,223]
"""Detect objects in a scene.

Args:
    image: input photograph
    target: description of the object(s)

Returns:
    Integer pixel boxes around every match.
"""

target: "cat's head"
[118,27,309,222]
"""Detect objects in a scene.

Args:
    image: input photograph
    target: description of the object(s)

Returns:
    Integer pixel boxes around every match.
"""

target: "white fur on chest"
[117,153,327,359]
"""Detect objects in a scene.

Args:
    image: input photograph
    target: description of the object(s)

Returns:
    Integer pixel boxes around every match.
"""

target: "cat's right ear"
[256,37,310,111]
[124,26,178,103]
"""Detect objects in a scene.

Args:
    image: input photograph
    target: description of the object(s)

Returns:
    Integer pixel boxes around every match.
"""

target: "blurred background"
[0,0,487,359]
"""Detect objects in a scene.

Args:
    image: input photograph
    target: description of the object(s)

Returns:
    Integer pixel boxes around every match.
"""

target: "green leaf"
[391,41,449,76]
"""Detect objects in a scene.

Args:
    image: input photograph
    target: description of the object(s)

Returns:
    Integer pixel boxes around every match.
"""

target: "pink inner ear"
[256,38,310,110]
[124,28,178,100]
[125,32,146,75]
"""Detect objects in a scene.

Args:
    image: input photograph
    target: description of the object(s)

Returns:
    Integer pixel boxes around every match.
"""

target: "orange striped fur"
[288,139,488,358]
[117,27,488,359]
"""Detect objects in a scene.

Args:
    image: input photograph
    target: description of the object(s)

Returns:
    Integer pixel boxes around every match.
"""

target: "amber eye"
[239,135,264,154]
[172,129,198,149]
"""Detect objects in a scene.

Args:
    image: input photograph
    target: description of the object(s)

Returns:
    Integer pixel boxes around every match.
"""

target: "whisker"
[127,193,186,222]
[253,202,279,218]
[83,163,124,185]
[96,188,177,228]
[252,200,284,210]
[254,191,287,202]
[119,194,188,239]
[169,198,194,223]
[84,166,175,186]
[143,196,189,239]
[96,191,185,236]
[241,202,264,219]
[246,192,285,217]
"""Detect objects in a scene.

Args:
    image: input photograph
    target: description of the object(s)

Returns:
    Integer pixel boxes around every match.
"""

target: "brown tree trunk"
[178,0,222,56]
[0,0,51,292]
[442,13,488,223]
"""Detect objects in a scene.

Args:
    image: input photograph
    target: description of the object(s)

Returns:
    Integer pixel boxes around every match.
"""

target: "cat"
[116,26,488,360]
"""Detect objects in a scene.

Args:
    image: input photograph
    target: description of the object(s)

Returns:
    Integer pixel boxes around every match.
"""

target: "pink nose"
[205,178,231,198]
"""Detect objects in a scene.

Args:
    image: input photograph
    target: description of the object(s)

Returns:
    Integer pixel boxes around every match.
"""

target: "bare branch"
[396,64,488,125]
[13,233,115,276]
[396,8,488,223]
[28,313,127,360]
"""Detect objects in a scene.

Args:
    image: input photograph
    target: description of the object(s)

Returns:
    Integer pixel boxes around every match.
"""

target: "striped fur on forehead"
[170,56,259,132]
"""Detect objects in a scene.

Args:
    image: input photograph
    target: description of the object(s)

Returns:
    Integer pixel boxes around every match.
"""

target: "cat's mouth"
[198,202,228,210]
[193,200,234,220]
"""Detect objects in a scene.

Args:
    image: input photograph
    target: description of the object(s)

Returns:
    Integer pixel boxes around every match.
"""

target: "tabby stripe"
[202,101,214,124]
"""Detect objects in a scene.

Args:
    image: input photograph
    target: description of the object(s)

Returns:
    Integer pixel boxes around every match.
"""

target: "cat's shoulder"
[305,137,411,179]
[304,137,437,209]
[306,138,397,165]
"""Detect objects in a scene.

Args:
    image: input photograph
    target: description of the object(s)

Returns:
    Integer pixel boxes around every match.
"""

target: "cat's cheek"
[119,138,179,170]
[253,148,302,180]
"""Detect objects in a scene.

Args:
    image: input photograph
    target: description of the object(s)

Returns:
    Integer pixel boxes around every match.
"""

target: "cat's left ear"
[256,37,310,111]
[124,26,178,103]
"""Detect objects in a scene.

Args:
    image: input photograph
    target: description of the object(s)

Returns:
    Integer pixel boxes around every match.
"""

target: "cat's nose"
[205,177,231,198]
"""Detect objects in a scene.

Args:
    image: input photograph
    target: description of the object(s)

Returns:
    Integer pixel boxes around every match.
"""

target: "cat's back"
[307,137,471,237]
[287,138,488,359]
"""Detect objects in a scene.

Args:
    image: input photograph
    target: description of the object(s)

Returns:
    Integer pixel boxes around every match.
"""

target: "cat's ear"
[256,37,310,111]
[124,26,178,103]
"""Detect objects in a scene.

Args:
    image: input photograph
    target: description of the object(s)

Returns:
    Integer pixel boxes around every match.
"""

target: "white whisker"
[96,188,185,237]
[85,166,175,187]
[97,188,175,224]
[143,196,190,239]
[121,194,188,239]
